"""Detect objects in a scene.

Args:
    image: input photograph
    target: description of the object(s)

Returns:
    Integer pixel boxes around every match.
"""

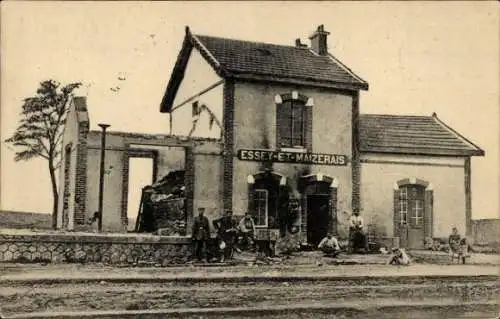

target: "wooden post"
[97,123,110,232]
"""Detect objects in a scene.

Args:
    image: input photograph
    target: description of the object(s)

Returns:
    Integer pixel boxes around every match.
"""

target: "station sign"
[237,149,348,166]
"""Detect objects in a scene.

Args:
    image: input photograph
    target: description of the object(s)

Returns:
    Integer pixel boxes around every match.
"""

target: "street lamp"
[97,123,110,232]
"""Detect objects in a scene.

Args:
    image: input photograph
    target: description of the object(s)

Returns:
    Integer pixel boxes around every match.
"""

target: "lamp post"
[97,123,110,232]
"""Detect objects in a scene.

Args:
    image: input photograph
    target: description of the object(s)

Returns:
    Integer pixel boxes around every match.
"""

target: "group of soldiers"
[191,206,373,262]
[191,208,257,262]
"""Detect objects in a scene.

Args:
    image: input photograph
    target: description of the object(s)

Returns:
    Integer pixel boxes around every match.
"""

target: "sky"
[1,1,498,219]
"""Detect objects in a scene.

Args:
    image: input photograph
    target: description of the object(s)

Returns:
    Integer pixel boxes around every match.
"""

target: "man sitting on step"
[318,233,341,257]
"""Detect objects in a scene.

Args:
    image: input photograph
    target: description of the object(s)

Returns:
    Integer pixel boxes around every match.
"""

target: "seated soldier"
[318,233,341,257]
[387,247,411,265]
[238,212,256,250]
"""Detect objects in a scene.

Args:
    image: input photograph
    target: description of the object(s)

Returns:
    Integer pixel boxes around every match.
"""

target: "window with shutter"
[278,100,305,148]
[399,187,408,225]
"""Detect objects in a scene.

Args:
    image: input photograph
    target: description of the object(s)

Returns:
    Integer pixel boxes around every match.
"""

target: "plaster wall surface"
[170,49,223,138]
[232,81,354,236]
[360,153,466,238]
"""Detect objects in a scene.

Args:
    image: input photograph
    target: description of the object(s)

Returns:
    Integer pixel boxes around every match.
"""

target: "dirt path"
[0,275,498,315]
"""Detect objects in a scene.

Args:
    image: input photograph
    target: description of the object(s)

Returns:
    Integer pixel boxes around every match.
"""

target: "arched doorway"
[300,174,338,247]
[247,170,288,233]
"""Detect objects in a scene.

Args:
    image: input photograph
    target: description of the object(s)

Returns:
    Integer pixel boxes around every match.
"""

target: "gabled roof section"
[359,113,485,157]
[194,34,369,90]
[160,26,368,112]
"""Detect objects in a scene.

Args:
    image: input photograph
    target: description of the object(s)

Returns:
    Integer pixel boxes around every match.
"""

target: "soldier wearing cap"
[213,209,238,261]
[191,207,210,262]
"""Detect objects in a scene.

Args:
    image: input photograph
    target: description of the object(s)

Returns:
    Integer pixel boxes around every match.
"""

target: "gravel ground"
[1,262,499,281]
[0,276,498,315]
[0,253,498,318]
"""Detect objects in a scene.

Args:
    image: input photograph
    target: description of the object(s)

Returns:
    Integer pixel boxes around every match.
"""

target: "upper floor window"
[278,99,305,148]
[275,92,313,150]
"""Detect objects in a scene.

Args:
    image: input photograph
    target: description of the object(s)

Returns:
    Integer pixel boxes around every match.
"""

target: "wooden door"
[306,194,330,247]
[394,185,427,249]
[407,186,426,249]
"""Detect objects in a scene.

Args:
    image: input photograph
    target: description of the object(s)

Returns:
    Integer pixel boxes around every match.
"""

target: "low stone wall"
[0,232,191,265]
[472,219,500,245]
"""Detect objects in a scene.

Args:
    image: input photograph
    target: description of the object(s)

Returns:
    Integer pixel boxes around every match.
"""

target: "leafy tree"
[5,80,82,229]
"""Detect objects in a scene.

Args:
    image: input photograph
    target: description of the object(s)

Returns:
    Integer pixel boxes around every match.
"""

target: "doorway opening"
[306,194,330,246]
[250,174,280,229]
[299,175,338,246]
[127,157,154,231]
[395,183,429,249]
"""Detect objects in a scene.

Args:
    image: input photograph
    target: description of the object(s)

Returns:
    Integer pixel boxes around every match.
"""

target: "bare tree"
[5,80,81,229]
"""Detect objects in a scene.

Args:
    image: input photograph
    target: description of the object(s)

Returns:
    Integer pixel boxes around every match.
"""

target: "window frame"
[252,189,269,228]
[278,99,306,149]
[399,187,408,225]
[275,92,312,151]
[412,199,424,226]
[399,184,425,228]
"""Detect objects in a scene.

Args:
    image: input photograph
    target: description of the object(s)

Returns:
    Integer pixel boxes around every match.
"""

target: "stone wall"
[0,233,190,265]
[472,219,500,245]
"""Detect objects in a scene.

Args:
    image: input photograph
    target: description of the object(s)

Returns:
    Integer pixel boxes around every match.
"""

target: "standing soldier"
[191,208,210,262]
[213,209,238,262]
[348,209,369,253]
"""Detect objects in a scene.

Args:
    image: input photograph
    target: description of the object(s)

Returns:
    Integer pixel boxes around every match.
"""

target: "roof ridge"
[191,34,221,68]
[360,113,433,118]
[194,33,308,50]
[328,53,368,86]
[431,114,484,154]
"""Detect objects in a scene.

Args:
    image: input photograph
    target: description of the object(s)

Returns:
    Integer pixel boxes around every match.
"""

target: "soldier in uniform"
[213,209,238,261]
[191,208,210,262]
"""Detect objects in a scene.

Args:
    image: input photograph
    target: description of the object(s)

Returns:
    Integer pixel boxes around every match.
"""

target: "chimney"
[295,38,307,48]
[309,24,330,55]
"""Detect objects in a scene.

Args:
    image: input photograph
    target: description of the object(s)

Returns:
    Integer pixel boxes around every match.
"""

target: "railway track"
[3,301,500,319]
[1,274,498,319]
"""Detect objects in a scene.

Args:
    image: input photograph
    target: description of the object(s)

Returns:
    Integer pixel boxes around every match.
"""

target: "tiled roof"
[193,34,368,90]
[359,114,484,156]
[161,26,368,112]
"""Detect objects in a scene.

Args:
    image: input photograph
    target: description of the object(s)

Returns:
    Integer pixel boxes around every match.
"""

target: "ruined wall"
[170,48,223,138]
[86,148,125,232]
[57,97,88,230]
[231,81,354,236]
[127,144,186,180]
[191,143,223,234]
[360,153,466,238]
[83,131,222,234]
[57,100,78,229]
